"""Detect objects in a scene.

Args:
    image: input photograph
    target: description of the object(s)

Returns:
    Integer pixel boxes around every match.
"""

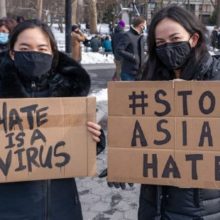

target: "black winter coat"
[0,51,91,220]
[111,26,124,60]
[116,27,145,76]
[139,53,220,220]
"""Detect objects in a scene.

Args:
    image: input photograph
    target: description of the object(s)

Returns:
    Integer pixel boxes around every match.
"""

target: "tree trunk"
[71,0,77,24]
[77,0,84,24]
[0,0,6,18]
[217,0,220,27]
[89,0,97,34]
[37,0,43,19]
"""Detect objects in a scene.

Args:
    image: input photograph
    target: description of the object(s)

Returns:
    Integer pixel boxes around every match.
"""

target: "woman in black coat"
[139,5,220,220]
[0,19,102,220]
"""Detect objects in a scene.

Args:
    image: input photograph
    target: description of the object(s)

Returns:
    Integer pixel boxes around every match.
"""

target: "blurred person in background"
[0,17,17,52]
[116,16,146,81]
[111,20,126,81]
[211,26,219,50]
[102,36,112,54]
[16,16,25,24]
[90,35,101,52]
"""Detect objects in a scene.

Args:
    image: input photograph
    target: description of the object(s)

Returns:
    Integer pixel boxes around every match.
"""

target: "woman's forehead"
[16,28,50,45]
[155,18,188,38]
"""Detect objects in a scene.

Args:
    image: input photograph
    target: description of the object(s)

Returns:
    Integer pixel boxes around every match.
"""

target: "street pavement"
[76,64,140,220]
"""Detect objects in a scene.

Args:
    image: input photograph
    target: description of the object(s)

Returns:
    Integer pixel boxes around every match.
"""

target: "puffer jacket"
[138,53,220,220]
[0,51,91,220]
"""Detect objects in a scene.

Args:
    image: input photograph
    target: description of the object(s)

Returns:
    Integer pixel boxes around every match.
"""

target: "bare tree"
[72,0,78,24]
[37,0,43,19]
[77,0,85,24]
[89,0,97,34]
[0,0,6,18]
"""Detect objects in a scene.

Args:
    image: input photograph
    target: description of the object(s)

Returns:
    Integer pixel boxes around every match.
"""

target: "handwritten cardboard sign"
[0,97,96,182]
[108,81,220,189]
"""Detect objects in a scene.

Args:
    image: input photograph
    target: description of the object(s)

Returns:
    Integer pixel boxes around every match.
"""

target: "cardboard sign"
[0,97,96,183]
[108,81,220,189]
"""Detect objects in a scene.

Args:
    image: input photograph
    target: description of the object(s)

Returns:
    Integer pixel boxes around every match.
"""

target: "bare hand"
[87,121,101,143]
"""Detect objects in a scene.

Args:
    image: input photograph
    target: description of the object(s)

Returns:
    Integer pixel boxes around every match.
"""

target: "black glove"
[96,128,106,155]
[99,169,134,190]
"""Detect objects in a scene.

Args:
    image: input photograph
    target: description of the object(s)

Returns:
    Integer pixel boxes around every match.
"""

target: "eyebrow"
[156,32,180,40]
[18,43,49,47]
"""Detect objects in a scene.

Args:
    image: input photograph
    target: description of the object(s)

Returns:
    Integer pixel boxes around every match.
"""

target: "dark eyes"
[171,36,180,41]
[18,47,50,53]
[19,47,28,51]
[156,37,181,46]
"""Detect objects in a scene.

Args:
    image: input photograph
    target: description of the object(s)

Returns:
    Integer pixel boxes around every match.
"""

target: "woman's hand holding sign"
[87,121,101,143]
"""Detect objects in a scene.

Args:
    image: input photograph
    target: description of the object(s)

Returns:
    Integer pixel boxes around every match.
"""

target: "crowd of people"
[0,4,220,220]
[71,27,113,55]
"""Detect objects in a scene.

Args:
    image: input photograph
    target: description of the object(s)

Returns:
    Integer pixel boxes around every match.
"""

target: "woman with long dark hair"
[0,19,103,220]
[139,5,220,220]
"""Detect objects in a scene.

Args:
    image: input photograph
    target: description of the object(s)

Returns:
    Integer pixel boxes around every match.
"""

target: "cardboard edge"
[86,97,97,176]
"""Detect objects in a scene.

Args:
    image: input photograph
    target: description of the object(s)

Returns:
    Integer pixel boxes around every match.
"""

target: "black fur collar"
[0,51,91,98]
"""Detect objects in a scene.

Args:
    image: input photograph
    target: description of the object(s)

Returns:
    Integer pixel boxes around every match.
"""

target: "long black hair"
[142,5,208,80]
[9,19,59,68]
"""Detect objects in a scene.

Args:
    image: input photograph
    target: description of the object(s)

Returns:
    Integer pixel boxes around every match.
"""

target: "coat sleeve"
[72,31,86,42]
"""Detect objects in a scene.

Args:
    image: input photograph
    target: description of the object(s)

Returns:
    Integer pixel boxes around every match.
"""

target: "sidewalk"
[76,151,140,220]
[76,95,140,220]
[83,63,115,71]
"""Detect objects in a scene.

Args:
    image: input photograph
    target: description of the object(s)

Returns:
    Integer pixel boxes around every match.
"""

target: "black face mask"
[14,51,53,81]
[156,41,191,70]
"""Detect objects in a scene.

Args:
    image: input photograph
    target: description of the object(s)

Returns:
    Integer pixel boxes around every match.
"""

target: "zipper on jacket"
[193,189,200,208]
[31,81,37,97]
[45,180,51,220]
[155,186,162,220]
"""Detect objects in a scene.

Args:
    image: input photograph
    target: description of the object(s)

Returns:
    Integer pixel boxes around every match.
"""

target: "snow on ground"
[81,51,114,64]
[90,88,107,102]
[89,89,108,123]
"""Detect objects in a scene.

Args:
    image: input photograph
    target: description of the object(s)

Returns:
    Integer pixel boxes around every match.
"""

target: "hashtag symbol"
[129,91,148,115]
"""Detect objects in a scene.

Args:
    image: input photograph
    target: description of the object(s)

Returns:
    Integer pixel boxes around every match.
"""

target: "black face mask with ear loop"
[14,51,53,82]
[156,41,192,70]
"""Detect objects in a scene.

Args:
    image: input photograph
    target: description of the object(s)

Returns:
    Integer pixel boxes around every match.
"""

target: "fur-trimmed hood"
[0,51,91,98]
